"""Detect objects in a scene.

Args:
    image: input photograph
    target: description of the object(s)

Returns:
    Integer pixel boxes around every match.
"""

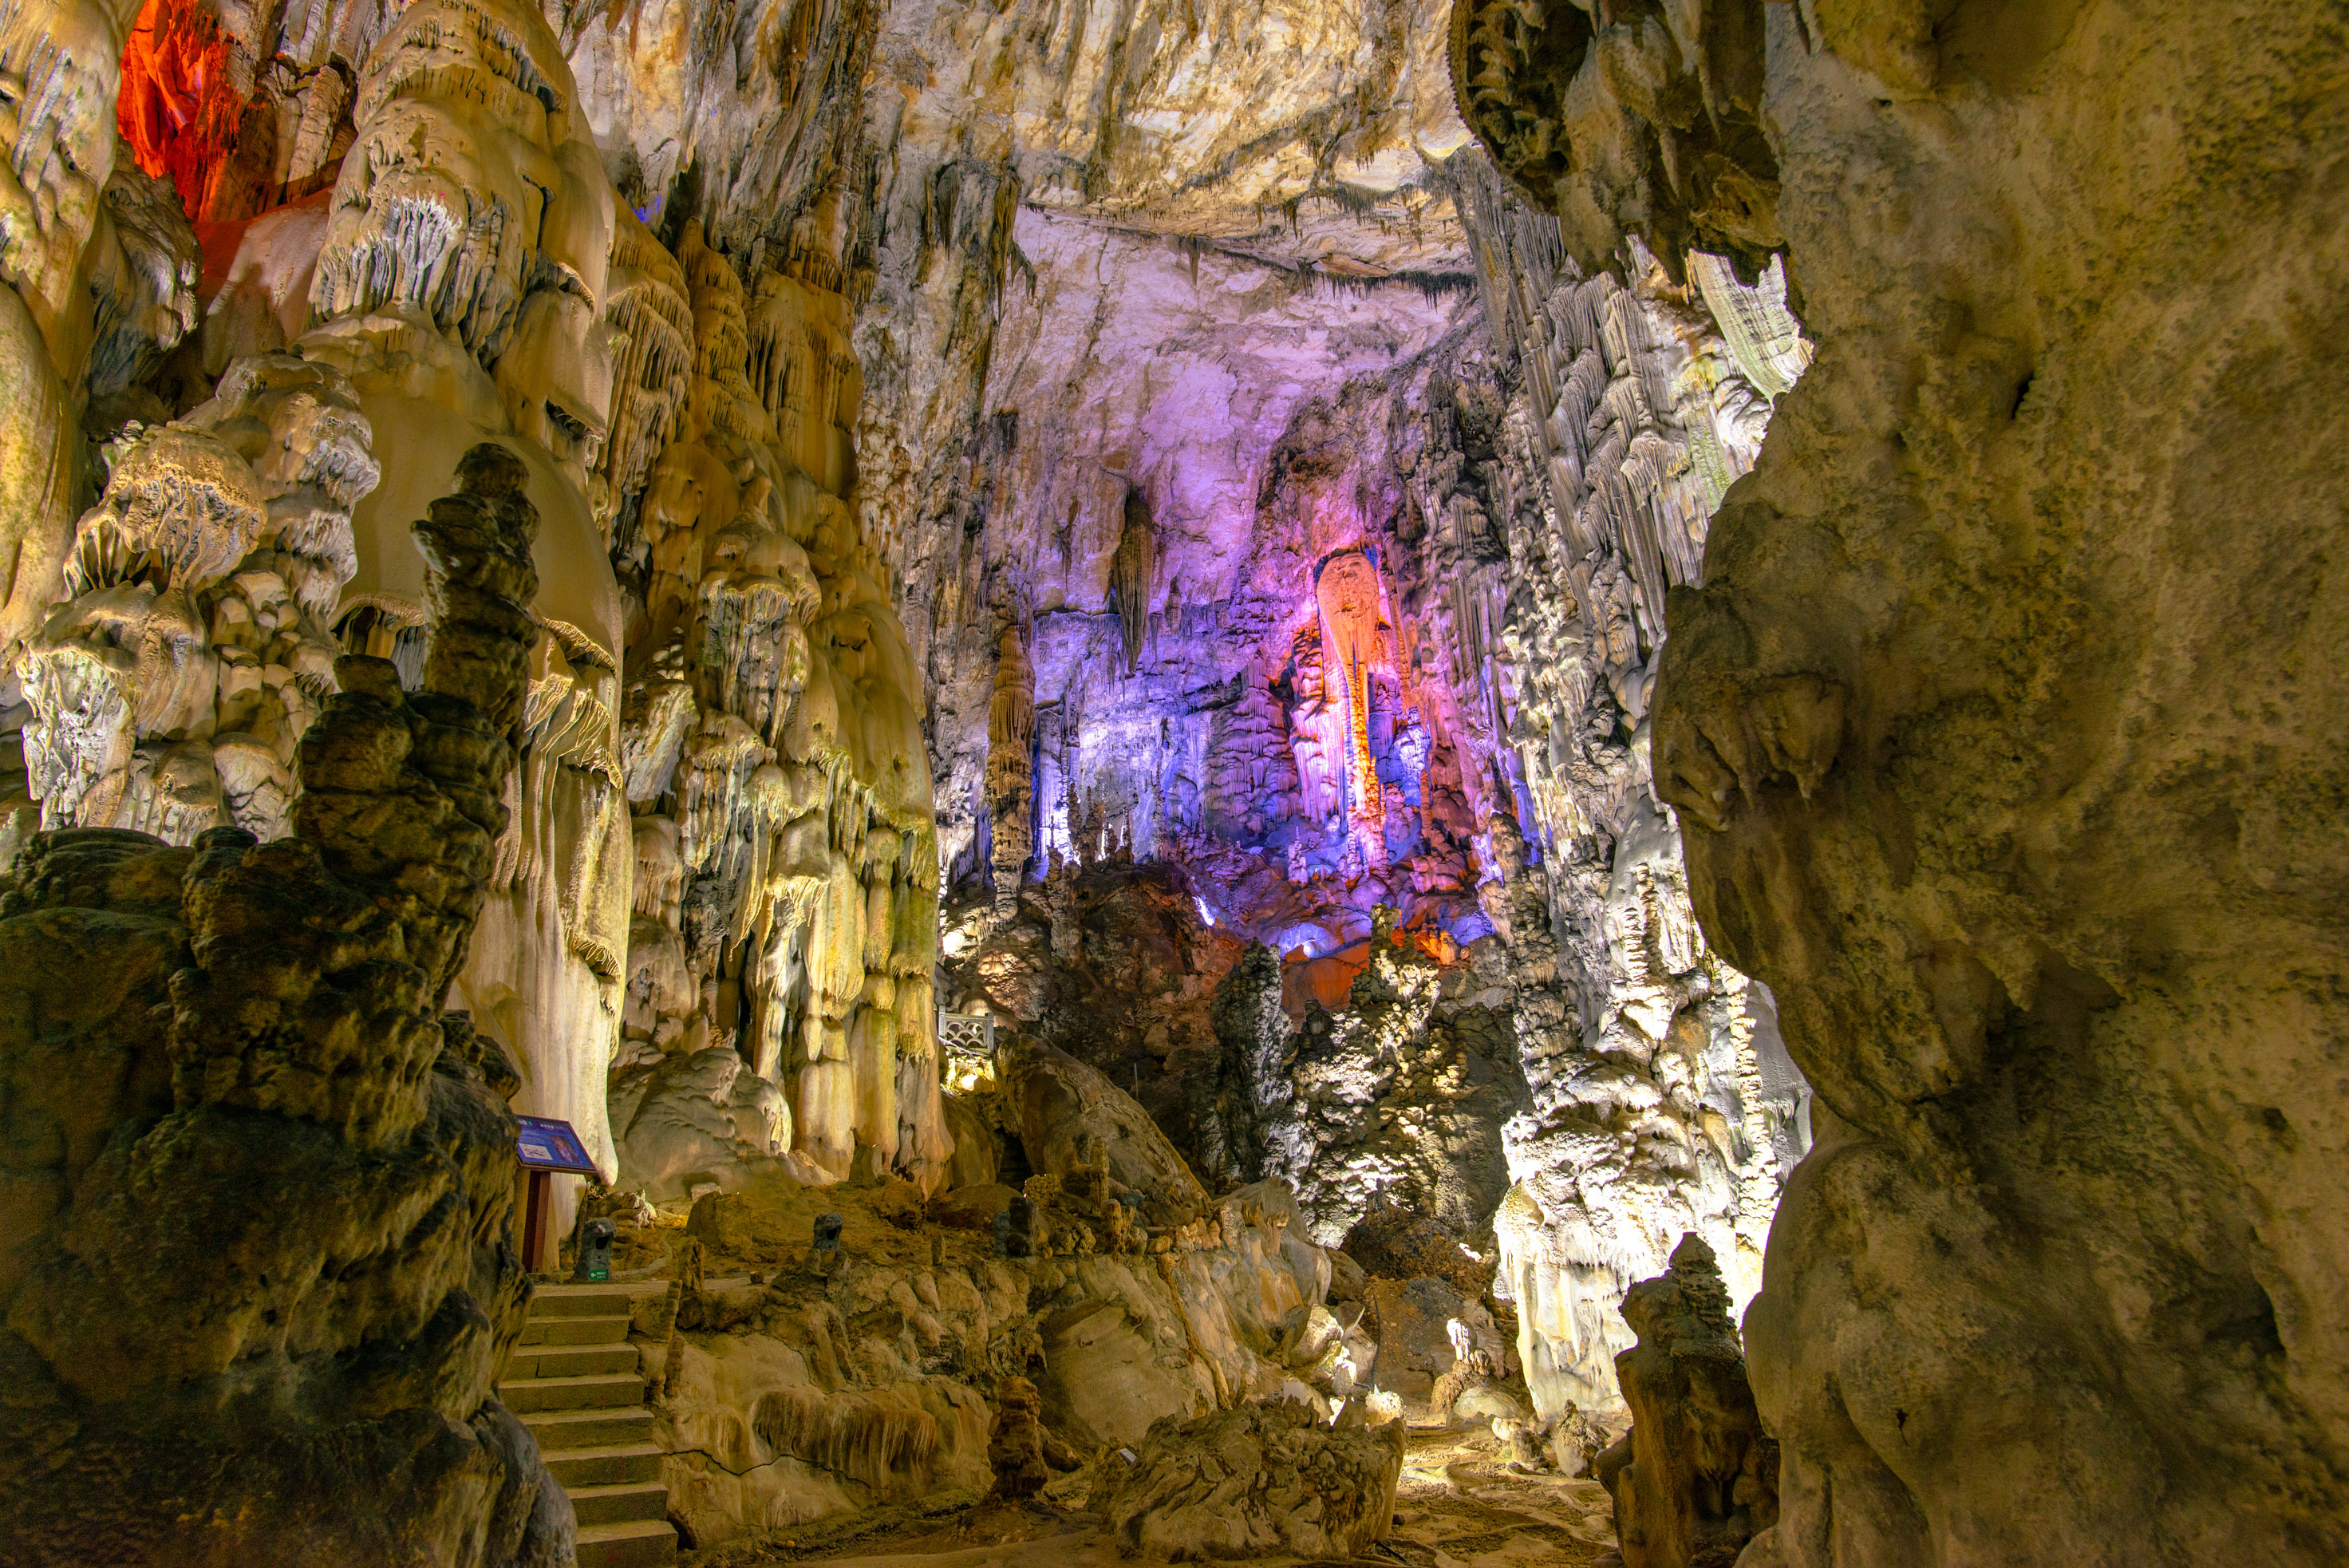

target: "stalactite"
[985,623,1035,919]
[1110,486,1156,673]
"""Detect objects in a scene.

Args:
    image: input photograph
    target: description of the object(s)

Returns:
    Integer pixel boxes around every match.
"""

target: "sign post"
[514,1116,599,1274]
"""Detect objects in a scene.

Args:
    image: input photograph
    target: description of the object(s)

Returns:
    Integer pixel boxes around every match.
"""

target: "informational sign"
[515,1116,599,1174]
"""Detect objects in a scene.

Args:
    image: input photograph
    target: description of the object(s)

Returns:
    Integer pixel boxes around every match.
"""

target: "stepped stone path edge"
[503,1282,679,1568]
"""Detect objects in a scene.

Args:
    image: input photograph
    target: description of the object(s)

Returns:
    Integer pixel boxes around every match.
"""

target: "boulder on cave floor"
[1093,1398,1407,1561]
[997,1036,1210,1226]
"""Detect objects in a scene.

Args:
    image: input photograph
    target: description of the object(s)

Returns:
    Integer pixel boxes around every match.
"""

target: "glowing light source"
[1315,550,1384,823]
[117,0,245,218]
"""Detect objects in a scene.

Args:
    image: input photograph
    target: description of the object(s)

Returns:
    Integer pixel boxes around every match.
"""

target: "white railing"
[938,1009,995,1057]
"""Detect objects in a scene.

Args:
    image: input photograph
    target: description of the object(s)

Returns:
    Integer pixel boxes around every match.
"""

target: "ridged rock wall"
[1463,0,2349,1559]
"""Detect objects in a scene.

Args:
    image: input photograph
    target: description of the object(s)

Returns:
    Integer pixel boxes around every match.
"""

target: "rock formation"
[1593,1234,1775,1568]
[988,1374,1081,1499]
[1462,0,2349,1561]
[5,0,949,1240]
[603,211,949,1196]
[24,353,373,844]
[631,1072,1367,1546]
[1095,1398,1407,1560]
[0,444,564,1565]
[6,0,2334,1562]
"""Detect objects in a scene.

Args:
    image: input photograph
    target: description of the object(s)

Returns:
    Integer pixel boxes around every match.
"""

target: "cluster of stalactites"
[1401,149,1814,1428]
[630,697,946,1182]
[308,0,597,365]
[596,207,694,527]
[22,355,377,845]
[611,215,946,1191]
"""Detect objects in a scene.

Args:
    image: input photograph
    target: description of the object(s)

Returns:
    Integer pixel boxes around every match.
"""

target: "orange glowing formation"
[117,0,244,217]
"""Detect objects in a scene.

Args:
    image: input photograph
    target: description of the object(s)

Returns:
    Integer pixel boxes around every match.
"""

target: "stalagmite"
[0,444,564,1564]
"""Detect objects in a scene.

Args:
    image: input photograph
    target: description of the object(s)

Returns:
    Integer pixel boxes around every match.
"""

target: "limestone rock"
[23,353,373,847]
[1361,1274,1512,1412]
[939,1089,1000,1191]
[933,1183,1018,1232]
[86,152,200,398]
[1593,1235,1775,1568]
[998,1035,1209,1226]
[612,1045,793,1201]
[0,446,562,1565]
[641,1175,1339,1546]
[988,1374,1081,1498]
[1096,1398,1407,1561]
[1469,0,2349,1558]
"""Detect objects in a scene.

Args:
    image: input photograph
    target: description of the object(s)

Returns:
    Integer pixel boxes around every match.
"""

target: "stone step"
[520,1313,634,1346]
[577,1519,677,1568]
[569,1480,671,1527]
[531,1283,647,1317]
[505,1341,639,1380]
[498,1372,642,1413]
[543,1442,665,1488]
[523,1404,654,1451]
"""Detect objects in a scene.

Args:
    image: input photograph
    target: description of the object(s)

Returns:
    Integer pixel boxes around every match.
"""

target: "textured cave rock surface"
[942,860,1246,1175]
[6,0,958,1228]
[945,866,1526,1258]
[1093,1397,1407,1561]
[1464,0,2349,1562]
[903,77,1814,1433]
[996,1033,1211,1228]
[0,0,1846,1555]
[616,1136,1363,1546]
[1593,1234,1775,1568]
[0,448,564,1565]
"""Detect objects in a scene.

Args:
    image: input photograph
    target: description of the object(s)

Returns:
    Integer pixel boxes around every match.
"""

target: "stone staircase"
[503,1282,677,1568]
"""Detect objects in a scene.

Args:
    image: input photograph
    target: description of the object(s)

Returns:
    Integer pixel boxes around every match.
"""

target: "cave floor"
[677,1426,1616,1568]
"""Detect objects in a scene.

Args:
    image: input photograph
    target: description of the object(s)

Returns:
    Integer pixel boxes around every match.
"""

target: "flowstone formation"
[22,354,374,846]
[0,446,564,1565]
[603,212,949,1196]
[297,0,635,1198]
[1464,0,2349,1562]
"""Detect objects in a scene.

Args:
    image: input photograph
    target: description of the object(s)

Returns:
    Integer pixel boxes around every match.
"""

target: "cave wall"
[0,0,1854,1536]
[1462,0,2349,1560]
[2,0,950,1227]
